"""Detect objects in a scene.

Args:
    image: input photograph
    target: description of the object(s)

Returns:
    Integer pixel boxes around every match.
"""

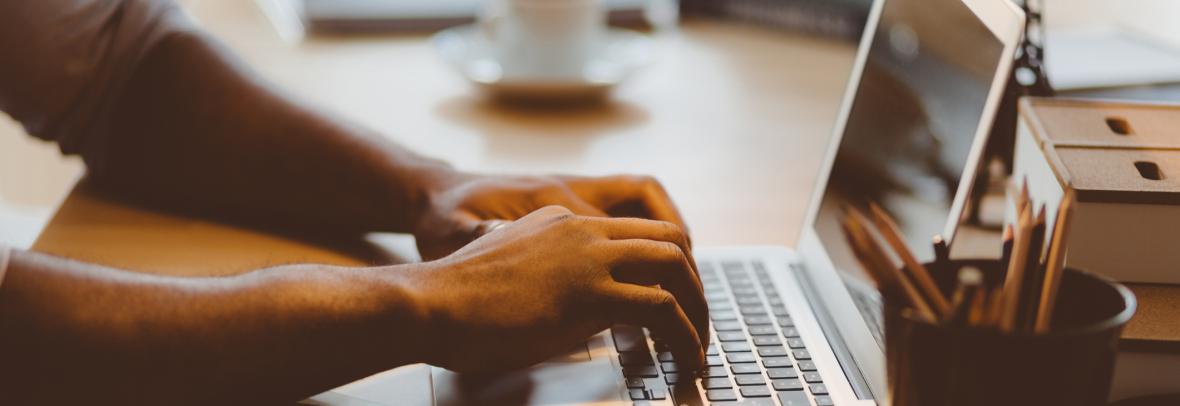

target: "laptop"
[433,0,1025,404]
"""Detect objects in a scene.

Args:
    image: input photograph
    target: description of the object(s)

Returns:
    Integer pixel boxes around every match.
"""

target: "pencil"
[985,286,1005,328]
[999,201,1035,332]
[1013,207,1047,331]
[1000,224,1014,272]
[967,287,987,326]
[842,220,892,291]
[1035,191,1076,333]
[845,209,938,321]
[948,267,983,325]
[932,234,950,265]
[868,203,952,318]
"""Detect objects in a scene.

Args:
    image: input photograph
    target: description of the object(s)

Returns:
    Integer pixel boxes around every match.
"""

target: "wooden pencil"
[967,287,987,326]
[868,203,952,318]
[1035,191,1076,333]
[999,201,1035,332]
[948,267,983,325]
[1000,224,1014,272]
[842,220,892,290]
[985,286,1005,328]
[845,209,938,321]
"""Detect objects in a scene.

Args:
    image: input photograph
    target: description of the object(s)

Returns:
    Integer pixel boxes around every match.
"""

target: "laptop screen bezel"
[794,0,1026,402]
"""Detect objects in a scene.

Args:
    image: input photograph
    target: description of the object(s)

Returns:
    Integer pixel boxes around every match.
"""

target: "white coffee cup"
[480,0,607,79]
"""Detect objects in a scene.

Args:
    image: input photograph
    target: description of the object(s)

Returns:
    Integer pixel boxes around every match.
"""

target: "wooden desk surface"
[14,1,855,403]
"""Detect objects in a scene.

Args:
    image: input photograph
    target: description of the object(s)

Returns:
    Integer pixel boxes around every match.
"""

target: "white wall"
[1046,0,1180,45]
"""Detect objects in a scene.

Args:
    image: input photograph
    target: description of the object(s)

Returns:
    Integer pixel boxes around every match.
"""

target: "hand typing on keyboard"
[410,205,709,373]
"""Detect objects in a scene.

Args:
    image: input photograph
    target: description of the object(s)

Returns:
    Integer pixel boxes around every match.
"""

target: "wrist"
[388,160,474,232]
[372,260,449,366]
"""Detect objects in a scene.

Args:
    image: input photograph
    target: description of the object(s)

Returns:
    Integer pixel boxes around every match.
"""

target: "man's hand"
[414,174,690,260]
[408,205,708,373]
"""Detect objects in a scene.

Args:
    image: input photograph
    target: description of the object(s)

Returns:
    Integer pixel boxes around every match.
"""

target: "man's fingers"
[601,239,709,355]
[561,175,692,244]
[598,283,705,371]
[586,216,696,274]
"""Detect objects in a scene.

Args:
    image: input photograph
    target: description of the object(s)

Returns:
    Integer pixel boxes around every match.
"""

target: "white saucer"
[433,25,654,100]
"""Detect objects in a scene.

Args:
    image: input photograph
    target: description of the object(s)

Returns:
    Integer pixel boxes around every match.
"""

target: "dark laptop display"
[812,0,1005,339]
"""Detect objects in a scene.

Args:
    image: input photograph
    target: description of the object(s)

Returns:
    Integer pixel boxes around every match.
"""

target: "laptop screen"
[811,0,1004,339]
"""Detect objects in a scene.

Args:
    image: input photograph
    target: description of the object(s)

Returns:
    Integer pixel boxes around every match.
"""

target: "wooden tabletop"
[15,0,856,403]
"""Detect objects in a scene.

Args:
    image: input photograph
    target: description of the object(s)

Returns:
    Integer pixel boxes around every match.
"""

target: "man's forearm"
[0,250,432,404]
[94,28,463,233]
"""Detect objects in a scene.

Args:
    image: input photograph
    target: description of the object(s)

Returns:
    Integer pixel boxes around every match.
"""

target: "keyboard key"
[707,355,725,366]
[629,388,647,400]
[721,342,752,353]
[772,378,805,391]
[815,395,835,405]
[611,326,649,353]
[740,306,768,316]
[648,387,667,400]
[748,325,777,336]
[707,344,719,356]
[810,383,829,395]
[702,377,732,390]
[714,321,744,331]
[777,317,795,327]
[772,306,791,317]
[786,338,806,349]
[733,287,758,296]
[718,332,746,342]
[619,352,653,366]
[803,372,823,383]
[661,362,678,373]
[706,388,738,401]
[758,347,789,357]
[734,375,765,386]
[792,350,812,360]
[797,361,817,371]
[622,366,659,378]
[711,311,739,321]
[745,316,773,325]
[766,367,798,379]
[736,296,762,305]
[703,366,728,377]
[753,336,781,346]
[726,353,757,363]
[625,377,645,389]
[730,363,761,374]
[707,292,729,301]
[762,357,793,368]
[777,390,811,406]
[664,373,687,385]
[739,385,773,398]
[657,352,674,362]
[781,327,800,338]
[708,302,734,312]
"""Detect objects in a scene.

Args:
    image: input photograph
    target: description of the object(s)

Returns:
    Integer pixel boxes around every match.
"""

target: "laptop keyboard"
[612,260,835,406]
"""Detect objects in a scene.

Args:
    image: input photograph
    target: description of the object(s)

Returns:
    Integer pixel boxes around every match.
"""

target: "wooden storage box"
[1011,97,1180,401]
[1011,97,1180,284]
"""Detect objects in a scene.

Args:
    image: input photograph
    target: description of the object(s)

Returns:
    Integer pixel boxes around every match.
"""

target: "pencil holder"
[884,259,1136,406]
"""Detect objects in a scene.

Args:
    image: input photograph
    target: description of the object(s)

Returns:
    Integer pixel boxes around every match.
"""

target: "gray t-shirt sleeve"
[0,0,192,169]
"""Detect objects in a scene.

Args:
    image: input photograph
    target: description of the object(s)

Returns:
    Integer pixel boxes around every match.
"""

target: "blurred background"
[3,0,1178,250]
